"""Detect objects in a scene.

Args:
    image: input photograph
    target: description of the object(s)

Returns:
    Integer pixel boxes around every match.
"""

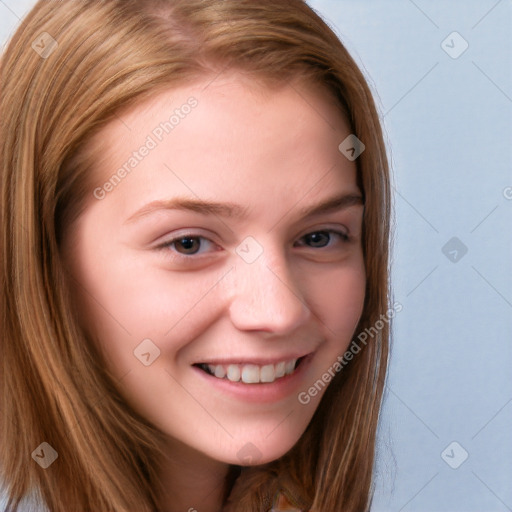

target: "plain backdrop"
[1,1,511,511]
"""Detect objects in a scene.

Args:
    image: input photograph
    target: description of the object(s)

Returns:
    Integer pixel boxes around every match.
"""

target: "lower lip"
[192,353,314,404]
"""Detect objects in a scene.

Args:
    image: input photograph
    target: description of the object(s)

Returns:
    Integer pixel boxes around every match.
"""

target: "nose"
[227,243,311,335]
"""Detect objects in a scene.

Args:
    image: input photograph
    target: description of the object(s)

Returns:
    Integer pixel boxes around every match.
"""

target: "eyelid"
[297,223,349,238]
[294,228,350,246]
[155,231,219,254]
[156,225,353,262]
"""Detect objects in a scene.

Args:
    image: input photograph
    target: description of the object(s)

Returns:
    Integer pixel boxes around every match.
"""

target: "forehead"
[83,71,358,224]
[90,69,349,161]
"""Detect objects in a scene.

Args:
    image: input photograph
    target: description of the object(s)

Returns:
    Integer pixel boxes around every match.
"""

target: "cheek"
[68,243,229,370]
[303,259,366,338]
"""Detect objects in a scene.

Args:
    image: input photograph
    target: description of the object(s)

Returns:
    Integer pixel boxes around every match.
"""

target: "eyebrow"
[124,192,364,225]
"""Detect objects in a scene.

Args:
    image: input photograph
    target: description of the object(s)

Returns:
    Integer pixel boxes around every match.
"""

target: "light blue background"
[1,1,511,511]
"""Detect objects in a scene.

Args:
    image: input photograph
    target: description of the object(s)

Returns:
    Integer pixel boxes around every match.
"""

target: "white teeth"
[226,364,241,382]
[214,365,226,379]
[201,357,301,384]
[241,364,260,384]
[285,359,297,375]
[260,364,275,383]
[275,361,286,378]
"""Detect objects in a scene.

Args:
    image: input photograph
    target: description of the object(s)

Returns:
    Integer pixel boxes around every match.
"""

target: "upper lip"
[193,352,312,366]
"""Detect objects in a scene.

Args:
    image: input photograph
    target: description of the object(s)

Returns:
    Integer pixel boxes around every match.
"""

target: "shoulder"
[0,486,49,512]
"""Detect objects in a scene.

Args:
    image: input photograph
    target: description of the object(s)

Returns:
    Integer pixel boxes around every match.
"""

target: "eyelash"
[156,229,350,261]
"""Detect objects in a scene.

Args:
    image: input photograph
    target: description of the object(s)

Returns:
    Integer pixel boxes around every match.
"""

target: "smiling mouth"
[194,356,306,384]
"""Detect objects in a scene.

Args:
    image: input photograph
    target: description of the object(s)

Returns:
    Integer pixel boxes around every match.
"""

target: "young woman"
[0,1,392,510]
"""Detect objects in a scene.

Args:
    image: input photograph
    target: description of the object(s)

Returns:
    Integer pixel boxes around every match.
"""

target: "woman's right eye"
[157,234,218,258]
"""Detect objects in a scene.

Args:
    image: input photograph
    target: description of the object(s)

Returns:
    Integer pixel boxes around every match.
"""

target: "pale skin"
[61,71,366,512]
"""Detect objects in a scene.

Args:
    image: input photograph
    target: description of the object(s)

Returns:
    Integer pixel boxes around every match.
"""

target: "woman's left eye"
[157,229,349,259]
[295,230,349,249]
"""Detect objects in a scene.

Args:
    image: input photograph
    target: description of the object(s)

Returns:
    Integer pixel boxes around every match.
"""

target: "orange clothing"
[268,492,305,511]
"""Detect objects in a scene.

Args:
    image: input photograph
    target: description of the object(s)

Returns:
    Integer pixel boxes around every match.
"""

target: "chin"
[224,430,306,467]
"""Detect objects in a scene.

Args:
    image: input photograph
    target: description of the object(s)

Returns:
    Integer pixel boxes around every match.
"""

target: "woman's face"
[62,72,366,465]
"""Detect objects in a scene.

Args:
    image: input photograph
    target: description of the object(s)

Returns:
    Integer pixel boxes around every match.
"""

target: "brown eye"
[159,234,216,257]
[174,237,202,255]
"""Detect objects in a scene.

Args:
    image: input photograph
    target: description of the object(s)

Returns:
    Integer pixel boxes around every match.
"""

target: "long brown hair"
[0,1,391,510]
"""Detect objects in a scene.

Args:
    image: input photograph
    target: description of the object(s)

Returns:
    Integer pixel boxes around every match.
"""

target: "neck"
[157,438,240,512]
